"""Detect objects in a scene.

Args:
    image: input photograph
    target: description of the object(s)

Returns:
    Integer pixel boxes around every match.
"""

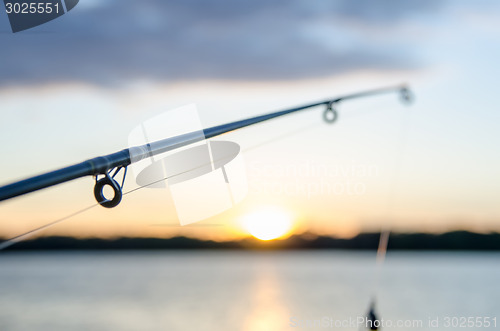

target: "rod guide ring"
[94,173,122,208]
[400,87,413,104]
[323,101,338,124]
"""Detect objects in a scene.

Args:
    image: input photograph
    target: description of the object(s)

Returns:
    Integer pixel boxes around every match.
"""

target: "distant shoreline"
[2,231,500,251]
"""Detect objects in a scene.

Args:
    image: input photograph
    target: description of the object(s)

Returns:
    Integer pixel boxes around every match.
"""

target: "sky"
[0,0,499,241]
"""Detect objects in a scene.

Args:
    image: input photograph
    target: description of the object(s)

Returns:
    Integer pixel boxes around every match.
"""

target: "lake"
[0,251,499,330]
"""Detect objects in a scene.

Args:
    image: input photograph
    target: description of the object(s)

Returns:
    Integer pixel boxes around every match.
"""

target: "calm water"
[0,251,499,331]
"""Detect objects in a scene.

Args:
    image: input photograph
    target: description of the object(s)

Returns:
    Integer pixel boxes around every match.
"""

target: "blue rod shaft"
[0,85,407,202]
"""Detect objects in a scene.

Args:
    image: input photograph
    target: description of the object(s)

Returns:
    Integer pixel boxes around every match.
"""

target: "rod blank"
[0,85,411,203]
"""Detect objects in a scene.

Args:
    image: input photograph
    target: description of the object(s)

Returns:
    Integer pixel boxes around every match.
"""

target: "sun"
[241,207,293,241]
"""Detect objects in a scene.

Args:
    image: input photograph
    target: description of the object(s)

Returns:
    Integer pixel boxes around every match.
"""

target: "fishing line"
[243,121,321,153]
[364,102,414,330]
[0,119,326,250]
[0,204,99,251]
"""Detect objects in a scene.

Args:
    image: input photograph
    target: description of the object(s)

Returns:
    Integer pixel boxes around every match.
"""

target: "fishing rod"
[0,85,412,208]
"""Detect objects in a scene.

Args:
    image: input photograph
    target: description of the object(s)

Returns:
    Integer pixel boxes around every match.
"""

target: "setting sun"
[241,207,293,241]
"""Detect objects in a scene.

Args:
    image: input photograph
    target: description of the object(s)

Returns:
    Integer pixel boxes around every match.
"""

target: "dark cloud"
[0,0,443,85]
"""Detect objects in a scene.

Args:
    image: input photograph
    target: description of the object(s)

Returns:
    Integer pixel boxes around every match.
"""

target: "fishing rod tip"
[399,85,414,105]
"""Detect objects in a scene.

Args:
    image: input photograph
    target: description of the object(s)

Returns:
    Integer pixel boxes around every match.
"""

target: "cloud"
[0,0,445,85]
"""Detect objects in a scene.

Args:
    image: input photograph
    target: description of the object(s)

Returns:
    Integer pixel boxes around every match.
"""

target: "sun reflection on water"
[243,261,290,331]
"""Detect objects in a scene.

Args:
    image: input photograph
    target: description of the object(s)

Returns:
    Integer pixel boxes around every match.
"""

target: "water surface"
[0,251,498,330]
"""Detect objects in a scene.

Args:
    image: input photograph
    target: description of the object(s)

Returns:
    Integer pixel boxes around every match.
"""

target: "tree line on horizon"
[2,231,500,251]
